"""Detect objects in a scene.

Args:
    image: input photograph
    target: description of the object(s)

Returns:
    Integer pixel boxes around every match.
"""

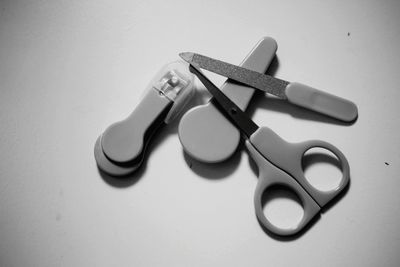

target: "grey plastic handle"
[94,135,141,176]
[246,141,320,236]
[247,127,350,235]
[101,88,172,164]
[250,127,350,207]
[285,82,358,122]
[178,37,277,163]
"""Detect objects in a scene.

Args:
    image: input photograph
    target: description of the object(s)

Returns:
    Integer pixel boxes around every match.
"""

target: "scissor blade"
[180,52,289,99]
[188,64,259,139]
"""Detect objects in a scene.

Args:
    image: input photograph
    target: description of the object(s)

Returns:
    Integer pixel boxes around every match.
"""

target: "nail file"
[180,52,358,122]
[178,37,277,163]
[94,61,195,176]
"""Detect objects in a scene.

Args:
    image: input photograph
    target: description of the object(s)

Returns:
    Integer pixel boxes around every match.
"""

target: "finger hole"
[302,147,342,192]
[262,185,304,230]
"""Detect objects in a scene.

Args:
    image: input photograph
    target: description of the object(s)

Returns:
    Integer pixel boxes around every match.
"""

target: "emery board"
[178,37,277,163]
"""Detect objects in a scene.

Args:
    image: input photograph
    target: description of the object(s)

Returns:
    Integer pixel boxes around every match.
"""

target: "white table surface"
[1,0,400,266]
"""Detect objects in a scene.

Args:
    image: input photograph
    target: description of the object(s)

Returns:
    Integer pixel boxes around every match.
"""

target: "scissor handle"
[250,127,350,208]
[246,141,321,236]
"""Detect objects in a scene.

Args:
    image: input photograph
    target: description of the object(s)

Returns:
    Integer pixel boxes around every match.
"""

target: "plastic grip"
[94,89,173,176]
[94,61,194,176]
[101,89,172,164]
[246,141,320,236]
[285,82,358,122]
[94,135,141,176]
[250,127,350,207]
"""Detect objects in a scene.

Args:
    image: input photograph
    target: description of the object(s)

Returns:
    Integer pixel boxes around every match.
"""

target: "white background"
[1,0,400,266]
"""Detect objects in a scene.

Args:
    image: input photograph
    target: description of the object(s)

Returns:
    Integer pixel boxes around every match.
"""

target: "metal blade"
[180,52,289,99]
[188,64,259,139]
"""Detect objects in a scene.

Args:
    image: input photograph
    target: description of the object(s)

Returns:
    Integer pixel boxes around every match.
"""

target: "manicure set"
[94,37,357,236]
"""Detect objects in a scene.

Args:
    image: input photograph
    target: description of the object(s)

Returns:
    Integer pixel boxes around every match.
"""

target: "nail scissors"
[188,64,350,236]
